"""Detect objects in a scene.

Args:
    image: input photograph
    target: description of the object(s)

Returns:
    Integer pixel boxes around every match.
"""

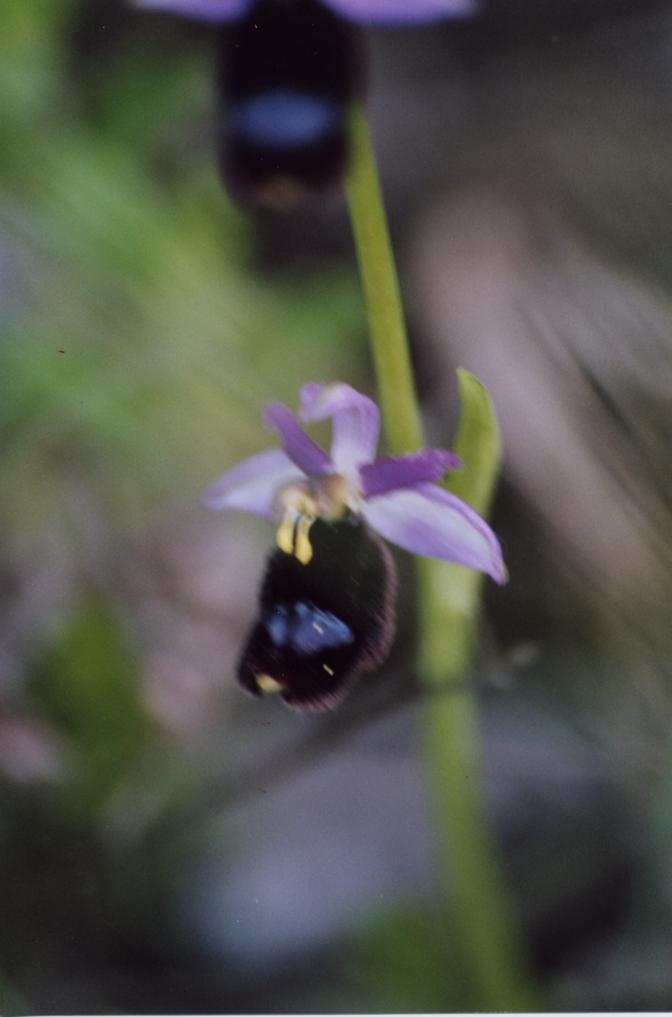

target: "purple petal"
[133,0,250,21]
[320,0,478,25]
[359,449,461,498]
[299,382,380,474]
[360,484,507,583]
[263,402,333,476]
[202,448,303,519]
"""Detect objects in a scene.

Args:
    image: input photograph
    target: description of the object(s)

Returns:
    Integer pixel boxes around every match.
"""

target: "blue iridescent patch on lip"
[265,601,354,655]
[230,90,343,148]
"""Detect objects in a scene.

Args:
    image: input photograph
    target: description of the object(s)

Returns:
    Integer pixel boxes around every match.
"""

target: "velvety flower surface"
[204,382,506,584]
[235,510,397,709]
[135,0,478,26]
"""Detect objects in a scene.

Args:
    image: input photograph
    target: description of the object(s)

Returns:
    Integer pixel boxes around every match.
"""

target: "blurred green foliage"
[33,599,151,810]
[352,906,463,1012]
[0,1,370,1009]
[0,0,365,544]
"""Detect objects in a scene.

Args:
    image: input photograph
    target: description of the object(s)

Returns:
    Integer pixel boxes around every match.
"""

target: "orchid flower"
[133,0,478,204]
[204,382,504,710]
[204,381,506,583]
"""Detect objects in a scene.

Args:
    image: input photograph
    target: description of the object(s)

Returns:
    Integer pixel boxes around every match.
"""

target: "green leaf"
[419,369,504,683]
[416,374,539,1010]
[445,367,503,516]
[350,906,471,1012]
[33,599,152,810]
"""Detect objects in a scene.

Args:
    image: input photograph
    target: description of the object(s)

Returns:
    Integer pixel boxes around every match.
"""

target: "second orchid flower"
[134,0,478,205]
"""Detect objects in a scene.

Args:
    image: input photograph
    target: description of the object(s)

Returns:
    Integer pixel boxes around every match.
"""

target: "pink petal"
[299,382,380,474]
[263,402,333,476]
[133,0,250,19]
[320,0,478,24]
[359,449,461,498]
[202,448,304,519]
[361,484,507,583]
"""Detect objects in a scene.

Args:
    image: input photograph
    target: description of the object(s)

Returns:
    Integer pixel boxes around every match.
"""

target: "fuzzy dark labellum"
[238,513,396,710]
[216,0,364,205]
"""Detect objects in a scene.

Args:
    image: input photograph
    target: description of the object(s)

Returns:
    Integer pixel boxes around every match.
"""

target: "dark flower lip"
[216,0,364,204]
[238,514,396,711]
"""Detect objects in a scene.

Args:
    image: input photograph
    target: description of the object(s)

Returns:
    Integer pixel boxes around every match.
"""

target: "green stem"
[418,374,538,1009]
[345,106,423,456]
[345,106,539,1010]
